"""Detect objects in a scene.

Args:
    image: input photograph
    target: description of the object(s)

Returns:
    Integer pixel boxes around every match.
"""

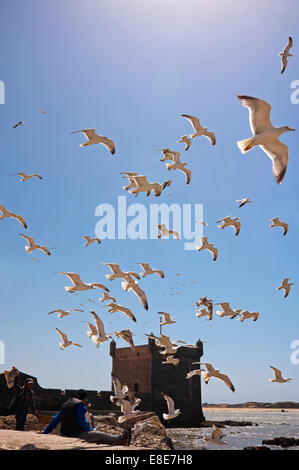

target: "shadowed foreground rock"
[262,437,299,448]
[243,446,272,451]
[199,420,257,428]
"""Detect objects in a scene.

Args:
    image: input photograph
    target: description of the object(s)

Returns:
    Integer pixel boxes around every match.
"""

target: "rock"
[243,446,271,451]
[262,437,299,448]
[199,420,257,428]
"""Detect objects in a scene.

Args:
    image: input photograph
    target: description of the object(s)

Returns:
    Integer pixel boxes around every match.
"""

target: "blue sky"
[0,0,298,404]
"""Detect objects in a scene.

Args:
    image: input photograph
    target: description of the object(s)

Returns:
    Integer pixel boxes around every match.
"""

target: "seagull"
[279,37,293,74]
[70,129,115,154]
[166,160,192,185]
[57,272,109,293]
[196,237,218,261]
[83,235,101,247]
[15,173,43,182]
[236,197,251,208]
[115,329,135,348]
[237,95,295,185]
[161,393,180,420]
[132,421,157,436]
[181,114,216,145]
[116,398,141,424]
[0,205,27,228]
[104,302,137,323]
[277,278,294,298]
[186,368,205,379]
[128,175,172,197]
[103,263,140,282]
[55,328,82,350]
[136,263,164,279]
[158,312,176,325]
[40,109,47,115]
[120,172,139,193]
[269,366,291,383]
[99,291,116,303]
[162,355,179,366]
[269,218,288,236]
[48,309,83,318]
[196,307,212,321]
[192,363,235,392]
[146,334,194,355]
[19,234,51,255]
[203,425,228,445]
[196,297,213,314]
[13,121,24,129]
[157,148,179,162]
[216,216,241,236]
[110,375,129,404]
[88,310,111,347]
[177,135,192,151]
[121,279,149,310]
[215,302,239,319]
[238,310,259,322]
[157,224,179,240]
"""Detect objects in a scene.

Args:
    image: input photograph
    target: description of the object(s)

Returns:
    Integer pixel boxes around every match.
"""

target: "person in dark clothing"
[11,374,39,431]
[43,389,131,446]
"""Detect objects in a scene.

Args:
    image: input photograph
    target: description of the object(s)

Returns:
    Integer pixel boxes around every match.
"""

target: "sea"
[167,409,299,450]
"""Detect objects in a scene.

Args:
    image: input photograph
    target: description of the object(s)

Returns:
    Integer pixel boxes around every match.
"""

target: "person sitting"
[43,389,131,445]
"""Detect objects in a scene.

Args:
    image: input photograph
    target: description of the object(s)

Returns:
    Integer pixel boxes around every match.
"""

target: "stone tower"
[110,337,204,427]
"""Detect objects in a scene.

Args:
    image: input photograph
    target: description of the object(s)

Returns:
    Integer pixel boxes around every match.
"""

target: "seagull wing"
[204,130,216,146]
[259,140,289,185]
[58,272,83,286]
[90,311,106,336]
[12,213,27,228]
[181,114,201,132]
[281,55,288,74]
[215,372,235,392]
[124,281,148,310]
[161,393,175,414]
[56,328,68,343]
[270,366,283,380]
[100,136,115,155]
[19,234,35,246]
[282,36,293,55]
[132,175,148,187]
[237,95,272,134]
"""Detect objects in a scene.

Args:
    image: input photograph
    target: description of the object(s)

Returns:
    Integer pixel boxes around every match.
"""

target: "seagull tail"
[237,137,256,153]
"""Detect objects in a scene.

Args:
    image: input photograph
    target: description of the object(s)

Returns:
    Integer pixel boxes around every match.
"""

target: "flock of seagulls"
[2,34,295,437]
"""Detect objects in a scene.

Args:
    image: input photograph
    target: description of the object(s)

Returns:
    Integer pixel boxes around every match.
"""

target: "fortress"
[0,337,205,427]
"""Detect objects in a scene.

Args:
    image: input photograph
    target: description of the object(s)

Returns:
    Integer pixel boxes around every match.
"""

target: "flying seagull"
[99,291,116,303]
[192,362,235,392]
[128,175,172,197]
[279,37,293,74]
[0,205,27,228]
[238,310,259,322]
[177,135,192,151]
[269,366,291,383]
[55,328,82,350]
[104,302,137,323]
[215,302,239,319]
[161,393,181,420]
[19,234,51,255]
[110,374,129,403]
[13,121,24,129]
[166,160,192,185]
[116,398,141,424]
[181,114,216,145]
[196,307,212,321]
[103,263,140,282]
[57,272,109,293]
[83,236,101,247]
[115,329,135,348]
[162,355,179,366]
[269,218,288,236]
[203,425,228,445]
[158,312,176,325]
[157,224,179,240]
[15,173,42,182]
[70,129,115,155]
[236,197,251,208]
[136,262,164,278]
[121,279,149,310]
[237,95,295,184]
[49,308,83,318]
[196,237,218,261]
[217,216,241,236]
[88,310,111,347]
[276,278,294,298]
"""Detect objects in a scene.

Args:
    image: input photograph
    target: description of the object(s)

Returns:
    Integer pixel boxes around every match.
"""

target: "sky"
[0,0,298,404]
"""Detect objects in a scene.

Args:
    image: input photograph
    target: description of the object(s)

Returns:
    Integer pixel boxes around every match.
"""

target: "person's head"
[25,378,34,390]
[76,389,88,403]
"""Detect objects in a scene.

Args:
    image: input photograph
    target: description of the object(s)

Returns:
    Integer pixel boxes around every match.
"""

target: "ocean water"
[167,410,299,450]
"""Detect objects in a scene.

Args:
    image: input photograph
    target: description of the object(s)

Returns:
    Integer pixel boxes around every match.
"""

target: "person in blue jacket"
[43,389,131,445]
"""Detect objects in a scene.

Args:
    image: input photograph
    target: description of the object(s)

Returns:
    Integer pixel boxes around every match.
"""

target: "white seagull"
[237,95,295,185]
[48,308,83,318]
[88,310,111,347]
[177,135,192,151]
[70,128,115,154]
[181,114,216,145]
[0,205,27,228]
[192,362,235,392]
[269,218,288,236]
[269,366,291,383]
[166,160,192,185]
[157,224,179,240]
[238,310,259,322]
[203,425,228,446]
[158,312,176,325]
[215,302,240,319]
[103,263,140,282]
[196,307,212,321]
[56,328,82,350]
[277,278,294,298]
[128,175,172,197]
[279,37,293,74]
[99,291,116,303]
[115,329,135,348]
[83,236,101,247]
[236,197,251,208]
[196,237,218,261]
[19,234,51,255]
[104,302,137,323]
[110,374,129,403]
[217,216,241,236]
[162,355,179,366]
[58,272,109,293]
[116,398,141,424]
[137,262,164,279]
[161,393,181,420]
[15,173,42,182]
[121,279,149,310]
